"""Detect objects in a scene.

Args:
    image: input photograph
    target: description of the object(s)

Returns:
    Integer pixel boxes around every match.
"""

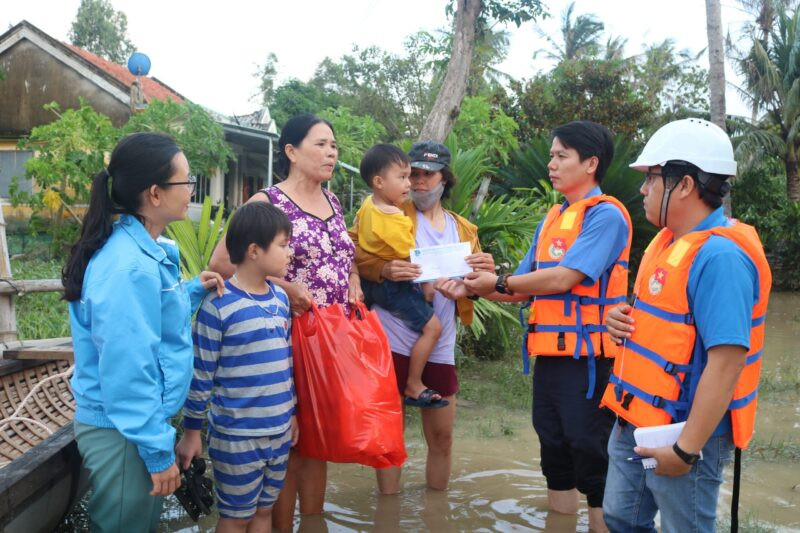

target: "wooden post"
[0,207,18,342]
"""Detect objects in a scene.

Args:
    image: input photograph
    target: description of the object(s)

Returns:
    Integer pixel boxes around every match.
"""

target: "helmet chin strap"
[658,176,678,227]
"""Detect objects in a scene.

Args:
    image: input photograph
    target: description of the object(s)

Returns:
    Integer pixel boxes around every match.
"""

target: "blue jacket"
[70,214,207,473]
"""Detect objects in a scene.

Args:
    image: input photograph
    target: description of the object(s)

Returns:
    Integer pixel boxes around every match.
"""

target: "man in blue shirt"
[465,121,631,532]
[601,118,770,532]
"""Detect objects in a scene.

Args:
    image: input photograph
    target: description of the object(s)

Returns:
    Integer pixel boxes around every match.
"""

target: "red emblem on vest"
[648,267,667,295]
[548,237,567,259]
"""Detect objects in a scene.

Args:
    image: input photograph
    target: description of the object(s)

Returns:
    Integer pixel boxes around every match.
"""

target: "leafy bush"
[11,100,117,255]
[732,158,800,289]
[165,197,231,279]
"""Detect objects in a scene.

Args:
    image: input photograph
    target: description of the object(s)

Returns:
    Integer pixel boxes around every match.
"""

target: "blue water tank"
[127,53,151,76]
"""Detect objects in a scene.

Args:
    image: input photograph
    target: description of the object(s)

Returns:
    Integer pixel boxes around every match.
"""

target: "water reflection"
[159,293,800,533]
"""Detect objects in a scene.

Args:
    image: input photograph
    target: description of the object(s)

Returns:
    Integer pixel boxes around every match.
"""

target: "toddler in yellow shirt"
[356,144,446,409]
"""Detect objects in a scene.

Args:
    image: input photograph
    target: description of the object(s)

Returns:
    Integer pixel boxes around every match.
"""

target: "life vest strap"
[519,304,531,375]
[751,314,766,327]
[624,339,692,376]
[608,374,689,421]
[530,324,607,334]
[729,387,758,410]
[633,299,694,324]
[536,293,626,309]
[745,350,762,366]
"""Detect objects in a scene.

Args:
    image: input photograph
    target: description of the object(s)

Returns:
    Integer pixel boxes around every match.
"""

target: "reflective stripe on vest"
[525,194,632,399]
[599,221,772,449]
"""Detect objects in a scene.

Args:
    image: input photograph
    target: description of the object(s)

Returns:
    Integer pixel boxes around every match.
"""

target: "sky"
[2,0,754,118]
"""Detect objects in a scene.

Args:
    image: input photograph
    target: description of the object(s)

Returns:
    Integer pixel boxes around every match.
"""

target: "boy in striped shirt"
[176,202,297,532]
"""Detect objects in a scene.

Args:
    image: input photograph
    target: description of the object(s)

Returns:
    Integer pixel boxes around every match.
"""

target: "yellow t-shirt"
[356,195,415,261]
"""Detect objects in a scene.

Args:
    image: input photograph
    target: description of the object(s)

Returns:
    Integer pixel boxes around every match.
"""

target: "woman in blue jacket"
[63,133,223,532]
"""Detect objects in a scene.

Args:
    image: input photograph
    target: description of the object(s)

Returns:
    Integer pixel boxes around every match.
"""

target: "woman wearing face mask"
[351,140,494,494]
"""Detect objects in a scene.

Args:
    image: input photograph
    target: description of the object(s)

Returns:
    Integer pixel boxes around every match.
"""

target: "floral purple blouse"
[263,186,355,310]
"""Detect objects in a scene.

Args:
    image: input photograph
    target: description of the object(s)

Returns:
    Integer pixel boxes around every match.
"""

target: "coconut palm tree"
[535,1,604,62]
[731,4,800,200]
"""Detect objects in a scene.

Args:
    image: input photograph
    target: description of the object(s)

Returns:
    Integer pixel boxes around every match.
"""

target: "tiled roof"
[66,44,184,103]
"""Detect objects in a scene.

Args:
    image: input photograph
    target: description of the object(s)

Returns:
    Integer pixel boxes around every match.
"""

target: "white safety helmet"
[630,118,737,176]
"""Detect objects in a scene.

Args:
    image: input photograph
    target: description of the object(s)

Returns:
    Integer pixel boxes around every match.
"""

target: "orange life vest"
[600,221,771,449]
[524,194,632,398]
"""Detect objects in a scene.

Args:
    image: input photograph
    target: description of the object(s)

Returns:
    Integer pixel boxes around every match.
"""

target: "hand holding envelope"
[411,242,473,282]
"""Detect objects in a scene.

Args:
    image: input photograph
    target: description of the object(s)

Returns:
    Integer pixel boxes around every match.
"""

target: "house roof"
[66,44,185,104]
[0,20,185,106]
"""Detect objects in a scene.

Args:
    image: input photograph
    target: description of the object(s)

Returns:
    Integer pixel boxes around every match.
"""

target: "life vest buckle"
[528,324,535,333]
[684,313,695,325]
[557,332,566,351]
[651,395,665,408]
[663,362,677,375]
[621,392,634,410]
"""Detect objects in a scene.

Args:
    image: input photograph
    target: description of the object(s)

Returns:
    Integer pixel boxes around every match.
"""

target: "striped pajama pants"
[207,427,292,519]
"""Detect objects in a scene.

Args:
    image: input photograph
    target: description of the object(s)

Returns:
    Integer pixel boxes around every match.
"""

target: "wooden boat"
[0,343,87,533]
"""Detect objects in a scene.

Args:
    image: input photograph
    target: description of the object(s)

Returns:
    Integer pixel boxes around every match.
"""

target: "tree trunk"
[418,0,482,143]
[706,0,732,215]
[786,149,800,201]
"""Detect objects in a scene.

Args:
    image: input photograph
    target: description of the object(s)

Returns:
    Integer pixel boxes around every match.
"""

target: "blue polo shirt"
[684,207,759,436]
[515,187,629,281]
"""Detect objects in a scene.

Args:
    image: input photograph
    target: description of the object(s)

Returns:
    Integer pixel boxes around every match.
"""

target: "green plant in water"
[165,197,232,279]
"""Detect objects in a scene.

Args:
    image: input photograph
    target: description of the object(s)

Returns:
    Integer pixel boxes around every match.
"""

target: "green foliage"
[535,1,604,61]
[312,45,435,140]
[9,258,70,341]
[253,52,278,107]
[269,79,340,129]
[510,59,655,141]
[12,100,117,254]
[165,197,231,279]
[123,99,234,176]
[633,40,709,119]
[69,0,135,63]
[732,156,800,289]
[452,96,519,166]
[13,100,116,210]
[472,0,547,27]
[730,4,800,199]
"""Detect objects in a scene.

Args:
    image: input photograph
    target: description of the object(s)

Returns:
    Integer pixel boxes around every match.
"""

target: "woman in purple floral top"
[262,184,355,312]
[209,114,362,529]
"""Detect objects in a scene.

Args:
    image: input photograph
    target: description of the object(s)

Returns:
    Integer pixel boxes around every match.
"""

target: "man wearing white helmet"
[600,118,772,532]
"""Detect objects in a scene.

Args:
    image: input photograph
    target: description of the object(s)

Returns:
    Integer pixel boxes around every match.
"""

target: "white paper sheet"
[410,242,473,283]
[633,421,691,470]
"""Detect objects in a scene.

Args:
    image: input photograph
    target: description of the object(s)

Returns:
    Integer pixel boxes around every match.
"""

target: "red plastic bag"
[291,301,406,468]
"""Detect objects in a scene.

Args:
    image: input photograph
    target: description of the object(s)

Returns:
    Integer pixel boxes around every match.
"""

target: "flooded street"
[159,293,800,532]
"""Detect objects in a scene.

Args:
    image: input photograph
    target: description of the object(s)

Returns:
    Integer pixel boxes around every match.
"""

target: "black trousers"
[531,355,615,508]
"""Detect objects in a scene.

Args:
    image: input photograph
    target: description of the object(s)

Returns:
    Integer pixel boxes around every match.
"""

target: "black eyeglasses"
[162,175,197,194]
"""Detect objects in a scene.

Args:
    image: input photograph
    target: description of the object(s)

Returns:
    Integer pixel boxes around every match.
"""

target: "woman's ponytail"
[62,168,117,301]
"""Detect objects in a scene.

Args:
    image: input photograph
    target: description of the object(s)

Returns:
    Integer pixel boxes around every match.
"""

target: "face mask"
[410,182,445,211]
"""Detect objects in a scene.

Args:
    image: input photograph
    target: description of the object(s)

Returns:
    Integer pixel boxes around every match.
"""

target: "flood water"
[158,293,800,532]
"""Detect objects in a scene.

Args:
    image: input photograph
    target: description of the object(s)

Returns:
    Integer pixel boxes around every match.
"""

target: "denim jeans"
[603,420,734,533]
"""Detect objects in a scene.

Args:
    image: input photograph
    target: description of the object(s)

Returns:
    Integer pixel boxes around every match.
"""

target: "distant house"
[0,20,278,220]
